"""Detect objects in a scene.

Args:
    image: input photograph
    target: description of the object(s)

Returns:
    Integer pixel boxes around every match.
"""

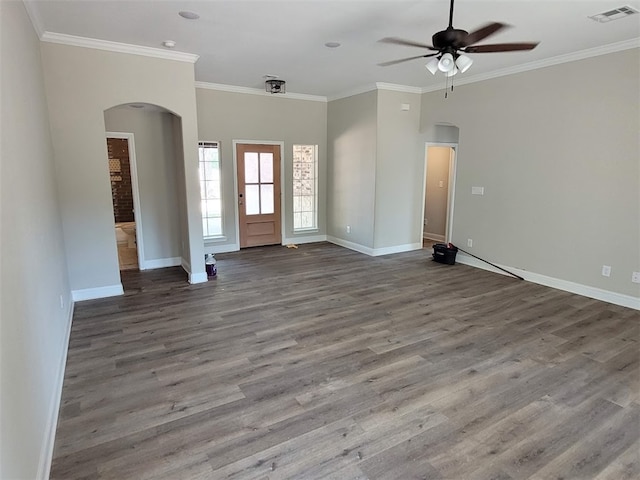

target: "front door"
[236,143,282,248]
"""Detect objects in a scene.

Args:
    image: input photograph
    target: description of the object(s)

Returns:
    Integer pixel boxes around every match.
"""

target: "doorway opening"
[423,143,457,249]
[234,141,283,248]
[106,133,143,271]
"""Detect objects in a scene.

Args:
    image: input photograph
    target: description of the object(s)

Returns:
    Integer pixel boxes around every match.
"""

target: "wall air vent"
[588,5,638,23]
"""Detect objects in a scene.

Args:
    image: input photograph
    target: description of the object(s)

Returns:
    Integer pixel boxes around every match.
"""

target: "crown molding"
[421,38,640,93]
[22,0,44,37]
[327,83,379,101]
[375,82,423,94]
[40,32,199,63]
[194,81,327,102]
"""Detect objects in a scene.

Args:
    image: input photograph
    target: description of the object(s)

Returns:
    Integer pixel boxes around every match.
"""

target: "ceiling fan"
[378,0,539,76]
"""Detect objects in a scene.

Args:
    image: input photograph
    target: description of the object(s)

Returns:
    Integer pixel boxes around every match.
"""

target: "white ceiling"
[26,0,640,98]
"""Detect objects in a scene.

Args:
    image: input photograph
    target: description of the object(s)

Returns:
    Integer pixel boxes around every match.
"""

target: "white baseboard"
[189,272,208,284]
[327,236,375,256]
[141,257,181,270]
[424,232,445,242]
[71,284,123,302]
[456,252,640,311]
[37,295,74,479]
[282,234,327,245]
[372,242,422,256]
[181,258,191,273]
[327,237,422,257]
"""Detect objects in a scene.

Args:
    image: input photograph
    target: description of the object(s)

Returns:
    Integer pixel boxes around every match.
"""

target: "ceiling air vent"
[588,5,638,23]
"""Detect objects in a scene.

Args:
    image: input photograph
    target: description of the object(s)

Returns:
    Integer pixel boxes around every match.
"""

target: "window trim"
[198,140,225,240]
[292,144,319,233]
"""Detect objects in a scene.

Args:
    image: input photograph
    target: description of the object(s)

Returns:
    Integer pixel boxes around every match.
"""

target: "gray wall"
[196,88,328,249]
[421,48,640,298]
[327,91,378,248]
[40,42,205,292]
[0,2,72,478]
[104,107,183,264]
[425,146,451,238]
[374,90,423,249]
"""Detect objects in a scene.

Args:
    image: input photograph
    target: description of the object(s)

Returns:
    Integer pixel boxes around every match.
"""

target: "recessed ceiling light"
[162,40,176,48]
[179,11,200,20]
[324,42,341,48]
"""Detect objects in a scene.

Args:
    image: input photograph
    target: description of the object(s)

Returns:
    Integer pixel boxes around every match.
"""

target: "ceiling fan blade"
[459,22,507,47]
[378,53,438,67]
[378,37,437,51]
[464,42,539,53]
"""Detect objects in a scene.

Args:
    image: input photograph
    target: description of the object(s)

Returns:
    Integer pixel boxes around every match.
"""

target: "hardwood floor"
[51,242,639,480]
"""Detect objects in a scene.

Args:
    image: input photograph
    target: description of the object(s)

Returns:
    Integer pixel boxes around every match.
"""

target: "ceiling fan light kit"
[379,0,539,96]
[425,57,440,74]
[455,54,473,73]
[438,52,455,72]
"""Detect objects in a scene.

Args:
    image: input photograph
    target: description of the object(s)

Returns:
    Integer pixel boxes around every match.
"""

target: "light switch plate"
[472,186,484,195]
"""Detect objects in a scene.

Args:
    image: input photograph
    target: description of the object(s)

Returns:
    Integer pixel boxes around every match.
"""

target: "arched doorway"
[103,103,187,286]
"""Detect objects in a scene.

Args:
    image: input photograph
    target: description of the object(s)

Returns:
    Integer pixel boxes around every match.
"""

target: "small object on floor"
[357,451,363,460]
[271,462,276,471]
[205,253,217,277]
[286,244,298,249]
[432,243,458,265]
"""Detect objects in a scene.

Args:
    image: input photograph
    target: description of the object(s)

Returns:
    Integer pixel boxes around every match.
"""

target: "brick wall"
[107,138,135,223]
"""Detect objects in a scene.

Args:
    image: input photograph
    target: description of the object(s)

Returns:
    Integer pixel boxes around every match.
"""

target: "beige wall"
[374,89,423,249]
[327,91,378,248]
[104,107,183,264]
[40,42,205,292]
[196,88,327,249]
[0,2,72,478]
[425,146,451,239]
[421,48,640,298]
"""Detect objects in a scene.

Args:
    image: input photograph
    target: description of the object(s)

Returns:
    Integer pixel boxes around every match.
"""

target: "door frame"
[232,139,285,248]
[422,142,458,245]
[106,132,146,269]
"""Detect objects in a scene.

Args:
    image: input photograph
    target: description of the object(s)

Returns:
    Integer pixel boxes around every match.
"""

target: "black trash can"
[432,243,458,265]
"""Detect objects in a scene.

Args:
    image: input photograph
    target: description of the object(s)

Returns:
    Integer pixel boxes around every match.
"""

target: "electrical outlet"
[467,239,473,248]
[602,265,611,277]
[346,225,351,234]
[632,272,640,283]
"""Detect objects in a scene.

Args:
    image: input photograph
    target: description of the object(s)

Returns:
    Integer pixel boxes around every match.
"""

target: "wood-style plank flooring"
[51,242,640,479]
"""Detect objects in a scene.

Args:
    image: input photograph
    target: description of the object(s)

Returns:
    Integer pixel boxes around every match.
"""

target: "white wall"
[196,88,328,249]
[0,2,72,478]
[374,89,423,250]
[421,48,640,300]
[327,91,378,249]
[40,42,205,293]
[104,107,182,266]
[425,146,451,238]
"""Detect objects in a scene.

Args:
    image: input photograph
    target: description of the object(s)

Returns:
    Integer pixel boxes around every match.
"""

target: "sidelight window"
[293,145,317,231]
[198,141,223,238]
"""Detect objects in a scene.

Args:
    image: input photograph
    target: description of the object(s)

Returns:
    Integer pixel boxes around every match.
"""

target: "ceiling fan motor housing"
[432,28,469,50]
